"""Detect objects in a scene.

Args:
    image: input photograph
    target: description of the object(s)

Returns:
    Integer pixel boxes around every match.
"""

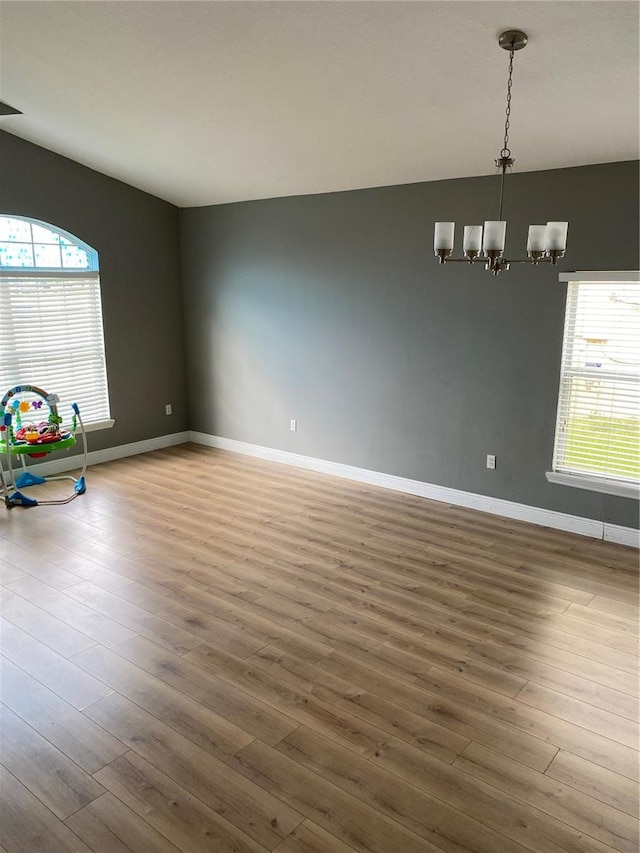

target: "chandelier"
[434,30,568,275]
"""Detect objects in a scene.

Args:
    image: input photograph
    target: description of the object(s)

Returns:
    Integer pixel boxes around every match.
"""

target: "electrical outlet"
[486,454,496,470]
[165,404,172,416]
[290,419,297,432]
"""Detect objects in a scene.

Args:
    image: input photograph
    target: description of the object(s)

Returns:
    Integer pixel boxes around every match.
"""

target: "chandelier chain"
[501,49,514,158]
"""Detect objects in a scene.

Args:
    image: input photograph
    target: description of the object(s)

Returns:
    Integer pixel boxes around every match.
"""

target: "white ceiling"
[0,1,638,207]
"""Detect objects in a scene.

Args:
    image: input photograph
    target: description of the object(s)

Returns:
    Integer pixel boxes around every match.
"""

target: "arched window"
[0,215,112,430]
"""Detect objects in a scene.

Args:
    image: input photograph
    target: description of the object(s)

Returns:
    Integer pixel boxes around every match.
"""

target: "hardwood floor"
[0,443,638,853]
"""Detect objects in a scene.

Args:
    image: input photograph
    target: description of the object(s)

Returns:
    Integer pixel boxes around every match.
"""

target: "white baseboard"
[603,523,640,548]
[12,431,191,478]
[190,431,639,548]
[9,428,636,548]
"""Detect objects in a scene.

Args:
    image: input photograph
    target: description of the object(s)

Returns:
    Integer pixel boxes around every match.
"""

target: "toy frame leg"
[0,456,14,508]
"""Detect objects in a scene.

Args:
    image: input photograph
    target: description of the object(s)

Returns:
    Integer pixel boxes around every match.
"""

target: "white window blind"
[552,276,640,488]
[0,273,111,426]
[0,215,111,428]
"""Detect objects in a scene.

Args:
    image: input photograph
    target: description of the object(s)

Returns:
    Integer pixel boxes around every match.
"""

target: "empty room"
[0,2,638,853]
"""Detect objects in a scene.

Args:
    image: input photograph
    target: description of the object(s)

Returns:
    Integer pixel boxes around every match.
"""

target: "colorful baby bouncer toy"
[0,385,87,508]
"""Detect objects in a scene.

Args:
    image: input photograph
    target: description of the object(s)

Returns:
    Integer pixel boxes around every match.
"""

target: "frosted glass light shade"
[527,225,547,253]
[483,221,506,252]
[545,222,568,252]
[434,222,455,251]
[463,225,483,253]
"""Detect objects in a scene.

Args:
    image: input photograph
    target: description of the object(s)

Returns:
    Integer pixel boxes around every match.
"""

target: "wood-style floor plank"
[273,820,359,852]
[0,616,114,710]
[0,444,637,853]
[0,543,83,590]
[415,667,638,780]
[84,692,304,849]
[184,642,392,757]
[5,575,137,648]
[65,792,183,853]
[111,634,300,746]
[0,656,128,774]
[101,577,268,657]
[71,643,254,761]
[93,752,269,853]
[515,680,639,748]
[275,726,536,853]
[0,765,92,853]
[63,580,205,655]
[587,595,639,620]
[545,750,640,820]
[0,587,97,658]
[0,704,104,820]
[456,638,639,714]
[453,740,638,853]
[565,601,639,636]
[249,644,470,764]
[0,561,27,586]
[313,649,560,772]
[229,738,443,853]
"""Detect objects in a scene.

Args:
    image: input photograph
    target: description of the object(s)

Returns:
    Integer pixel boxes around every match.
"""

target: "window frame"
[0,215,114,432]
[546,270,640,499]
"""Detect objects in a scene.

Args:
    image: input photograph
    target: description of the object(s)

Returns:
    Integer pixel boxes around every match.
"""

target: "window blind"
[0,274,111,426]
[552,279,640,485]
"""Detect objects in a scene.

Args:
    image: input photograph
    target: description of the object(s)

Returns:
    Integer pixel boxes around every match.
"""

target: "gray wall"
[180,160,639,529]
[0,131,188,450]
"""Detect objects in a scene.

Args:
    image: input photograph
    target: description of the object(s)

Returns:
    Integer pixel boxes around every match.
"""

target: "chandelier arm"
[438,258,487,264]
[438,255,562,274]
[441,256,554,264]
[505,257,554,265]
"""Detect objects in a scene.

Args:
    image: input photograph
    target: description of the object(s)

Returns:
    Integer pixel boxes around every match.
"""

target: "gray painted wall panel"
[0,131,188,450]
[180,161,639,528]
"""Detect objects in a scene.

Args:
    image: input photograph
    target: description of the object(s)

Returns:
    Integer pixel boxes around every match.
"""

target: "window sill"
[546,471,639,500]
[83,419,115,433]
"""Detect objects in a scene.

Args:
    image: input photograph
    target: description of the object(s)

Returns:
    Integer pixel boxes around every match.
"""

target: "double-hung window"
[0,215,113,430]
[547,271,640,498]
